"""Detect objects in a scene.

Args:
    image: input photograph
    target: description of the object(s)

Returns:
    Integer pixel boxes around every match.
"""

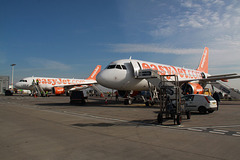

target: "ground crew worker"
[213,92,220,110]
[115,91,119,101]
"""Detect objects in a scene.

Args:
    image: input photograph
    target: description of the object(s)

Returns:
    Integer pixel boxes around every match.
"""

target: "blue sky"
[1,0,240,89]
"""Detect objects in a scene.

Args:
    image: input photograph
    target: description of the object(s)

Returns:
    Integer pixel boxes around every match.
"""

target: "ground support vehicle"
[5,90,13,96]
[182,94,217,114]
[70,90,88,105]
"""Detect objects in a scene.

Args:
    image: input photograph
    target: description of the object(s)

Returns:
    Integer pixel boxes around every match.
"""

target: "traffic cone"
[105,98,108,104]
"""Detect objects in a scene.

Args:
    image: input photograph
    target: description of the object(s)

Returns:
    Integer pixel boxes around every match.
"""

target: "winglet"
[87,65,102,80]
[197,47,209,73]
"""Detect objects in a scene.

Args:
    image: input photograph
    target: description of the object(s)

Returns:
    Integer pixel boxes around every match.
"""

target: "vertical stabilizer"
[197,47,209,73]
[87,65,101,80]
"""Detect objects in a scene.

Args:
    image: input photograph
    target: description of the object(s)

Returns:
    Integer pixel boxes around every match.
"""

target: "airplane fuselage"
[96,59,207,91]
[15,77,96,91]
[15,65,101,93]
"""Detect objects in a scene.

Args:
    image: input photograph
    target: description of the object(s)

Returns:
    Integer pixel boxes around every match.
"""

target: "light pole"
[10,64,16,89]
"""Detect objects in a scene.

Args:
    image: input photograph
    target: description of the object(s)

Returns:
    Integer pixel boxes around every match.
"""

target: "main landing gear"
[124,98,132,105]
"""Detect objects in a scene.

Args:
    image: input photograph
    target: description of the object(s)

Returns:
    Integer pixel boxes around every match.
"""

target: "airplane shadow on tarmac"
[36,101,159,109]
[36,103,72,107]
[71,117,191,127]
[72,119,159,128]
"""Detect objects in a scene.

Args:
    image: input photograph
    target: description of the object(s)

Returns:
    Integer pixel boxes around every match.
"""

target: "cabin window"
[20,80,27,82]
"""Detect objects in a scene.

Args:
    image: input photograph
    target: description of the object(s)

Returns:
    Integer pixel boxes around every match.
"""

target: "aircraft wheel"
[150,101,155,106]
[128,99,132,105]
[176,114,182,125]
[145,101,149,106]
[157,113,163,124]
[186,111,191,119]
[124,99,132,105]
[124,99,128,105]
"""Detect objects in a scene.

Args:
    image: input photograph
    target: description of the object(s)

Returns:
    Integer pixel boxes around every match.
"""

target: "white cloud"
[109,43,202,55]
[26,58,72,71]
[149,0,240,38]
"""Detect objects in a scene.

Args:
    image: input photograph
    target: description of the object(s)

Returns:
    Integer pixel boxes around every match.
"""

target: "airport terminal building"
[0,76,9,94]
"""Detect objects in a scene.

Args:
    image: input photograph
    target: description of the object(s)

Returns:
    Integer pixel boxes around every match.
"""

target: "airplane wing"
[54,80,97,88]
[180,73,240,84]
[62,83,104,97]
[54,65,101,89]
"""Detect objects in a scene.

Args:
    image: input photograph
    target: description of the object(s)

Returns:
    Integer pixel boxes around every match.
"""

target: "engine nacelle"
[52,87,65,95]
[182,82,204,95]
[201,72,207,79]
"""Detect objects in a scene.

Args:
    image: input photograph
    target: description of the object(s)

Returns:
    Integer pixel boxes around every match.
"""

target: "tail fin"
[197,47,209,73]
[87,65,101,80]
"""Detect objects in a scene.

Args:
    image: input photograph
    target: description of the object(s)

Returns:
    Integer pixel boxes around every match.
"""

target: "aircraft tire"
[145,101,149,106]
[186,111,191,119]
[124,99,132,105]
[150,102,155,106]
[157,113,163,124]
[176,114,182,125]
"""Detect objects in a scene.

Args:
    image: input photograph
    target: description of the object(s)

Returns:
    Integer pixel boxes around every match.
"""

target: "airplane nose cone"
[96,69,127,89]
[96,70,109,87]
[15,82,20,89]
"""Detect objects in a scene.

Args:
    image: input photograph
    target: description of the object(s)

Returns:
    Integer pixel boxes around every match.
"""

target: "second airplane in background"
[15,65,101,95]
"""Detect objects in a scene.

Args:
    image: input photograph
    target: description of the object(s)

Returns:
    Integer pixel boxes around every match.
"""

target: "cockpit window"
[106,64,127,70]
[107,65,116,69]
[116,65,122,69]
[20,80,27,82]
[121,65,127,70]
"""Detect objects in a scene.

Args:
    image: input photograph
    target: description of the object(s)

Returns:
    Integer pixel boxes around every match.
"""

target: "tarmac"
[0,94,240,160]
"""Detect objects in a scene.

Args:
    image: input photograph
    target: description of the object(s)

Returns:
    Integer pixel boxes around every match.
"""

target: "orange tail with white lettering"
[87,65,102,80]
[197,47,209,73]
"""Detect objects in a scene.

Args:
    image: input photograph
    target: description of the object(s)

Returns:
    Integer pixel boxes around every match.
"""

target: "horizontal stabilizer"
[207,73,237,78]
[200,74,240,82]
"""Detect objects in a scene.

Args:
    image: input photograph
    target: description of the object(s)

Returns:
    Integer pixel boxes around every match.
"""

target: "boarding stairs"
[32,83,46,97]
[91,84,105,97]
[210,81,240,99]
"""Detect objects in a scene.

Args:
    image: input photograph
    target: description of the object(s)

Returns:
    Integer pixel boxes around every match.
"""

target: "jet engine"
[52,87,65,95]
[181,82,204,94]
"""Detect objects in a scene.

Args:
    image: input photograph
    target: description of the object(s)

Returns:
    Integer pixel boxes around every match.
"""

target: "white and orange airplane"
[96,47,240,103]
[15,65,101,95]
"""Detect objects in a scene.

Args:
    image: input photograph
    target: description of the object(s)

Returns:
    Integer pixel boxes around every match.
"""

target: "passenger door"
[130,60,141,78]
